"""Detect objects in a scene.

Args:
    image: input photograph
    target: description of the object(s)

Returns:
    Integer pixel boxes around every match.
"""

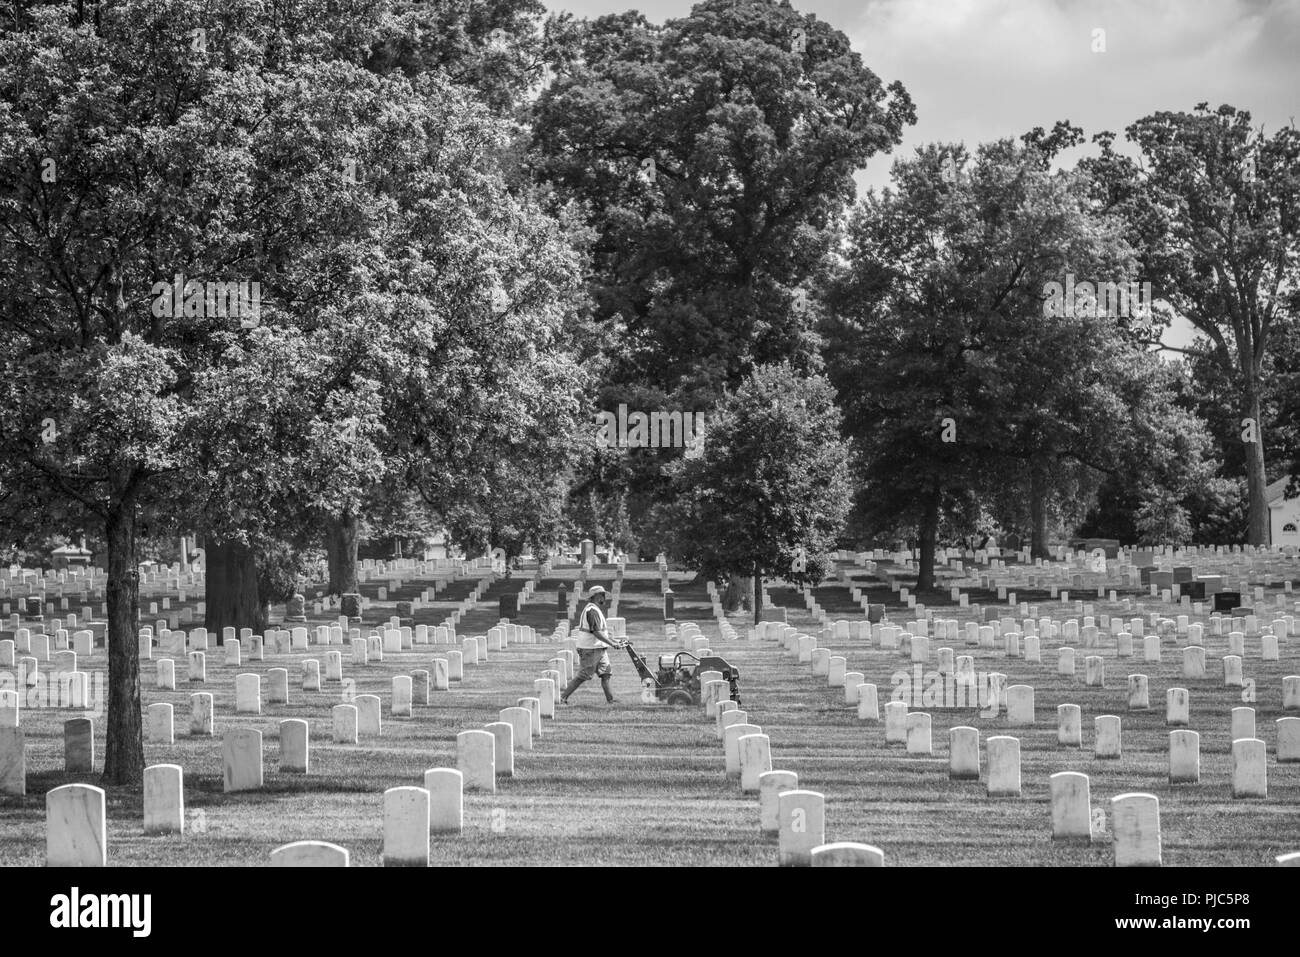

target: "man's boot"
[600,675,616,704]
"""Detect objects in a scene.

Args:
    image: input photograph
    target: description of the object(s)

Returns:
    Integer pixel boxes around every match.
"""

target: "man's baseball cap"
[587,585,607,599]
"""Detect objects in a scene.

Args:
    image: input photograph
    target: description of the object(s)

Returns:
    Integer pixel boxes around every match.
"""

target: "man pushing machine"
[560,585,627,705]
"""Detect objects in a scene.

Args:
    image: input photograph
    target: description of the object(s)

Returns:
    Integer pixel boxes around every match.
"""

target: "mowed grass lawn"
[2,563,1298,866]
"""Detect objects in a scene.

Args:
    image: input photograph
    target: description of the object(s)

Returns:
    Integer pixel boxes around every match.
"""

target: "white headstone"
[884,700,907,745]
[1231,706,1256,743]
[189,692,213,736]
[457,729,496,792]
[1278,717,1300,763]
[1231,738,1267,798]
[702,679,728,717]
[267,667,289,704]
[1127,674,1149,710]
[1223,655,1243,687]
[333,704,358,744]
[1143,635,1161,663]
[0,727,24,796]
[1112,793,1161,867]
[271,841,349,867]
[906,712,932,755]
[391,676,413,717]
[1095,715,1122,759]
[856,684,879,721]
[148,702,173,745]
[0,690,17,730]
[843,673,865,704]
[1285,675,1300,710]
[143,764,184,835]
[1006,685,1034,725]
[1168,729,1200,783]
[1165,688,1190,727]
[949,726,980,780]
[485,721,514,778]
[235,673,261,714]
[356,694,381,737]
[534,677,556,718]
[826,656,847,687]
[759,770,798,836]
[383,786,430,867]
[517,692,544,734]
[46,783,106,866]
[777,789,825,867]
[501,706,532,753]
[724,723,761,778]
[1050,771,1092,841]
[64,717,93,772]
[810,842,885,867]
[280,719,309,773]
[1085,655,1105,687]
[738,733,772,793]
[1057,704,1082,747]
[986,736,1021,796]
[222,729,263,792]
[425,768,464,833]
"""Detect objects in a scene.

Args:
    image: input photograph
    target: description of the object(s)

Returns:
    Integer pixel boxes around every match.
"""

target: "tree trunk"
[205,539,266,638]
[1030,467,1050,560]
[1244,385,1270,546]
[917,488,939,592]
[103,501,144,787]
[327,509,361,594]
[325,521,341,596]
[752,564,762,626]
[721,571,750,614]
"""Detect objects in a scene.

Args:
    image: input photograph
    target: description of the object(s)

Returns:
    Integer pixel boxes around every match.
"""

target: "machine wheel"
[640,688,657,704]
[665,689,694,706]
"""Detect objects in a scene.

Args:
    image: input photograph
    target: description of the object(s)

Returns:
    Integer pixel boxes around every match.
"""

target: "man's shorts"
[575,647,613,680]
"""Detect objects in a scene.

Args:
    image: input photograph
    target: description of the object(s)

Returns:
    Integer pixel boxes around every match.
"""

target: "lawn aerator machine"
[623,641,740,707]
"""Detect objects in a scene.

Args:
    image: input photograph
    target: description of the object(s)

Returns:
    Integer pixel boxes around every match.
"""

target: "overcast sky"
[544,0,1300,350]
